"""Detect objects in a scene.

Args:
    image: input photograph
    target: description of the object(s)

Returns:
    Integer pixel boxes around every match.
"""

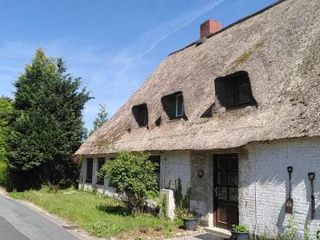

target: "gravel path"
[170,232,221,240]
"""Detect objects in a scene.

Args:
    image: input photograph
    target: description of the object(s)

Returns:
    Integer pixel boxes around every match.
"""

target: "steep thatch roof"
[76,0,320,156]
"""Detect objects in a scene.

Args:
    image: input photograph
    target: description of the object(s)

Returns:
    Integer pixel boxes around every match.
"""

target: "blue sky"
[0,0,276,130]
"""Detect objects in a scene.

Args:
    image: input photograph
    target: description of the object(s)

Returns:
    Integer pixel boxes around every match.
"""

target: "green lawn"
[10,188,181,239]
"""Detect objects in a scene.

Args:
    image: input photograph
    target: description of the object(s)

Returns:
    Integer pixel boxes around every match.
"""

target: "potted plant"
[176,208,198,231]
[231,224,249,240]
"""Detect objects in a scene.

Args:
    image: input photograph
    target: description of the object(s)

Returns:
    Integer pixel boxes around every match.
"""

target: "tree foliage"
[99,152,158,213]
[0,97,12,161]
[6,49,91,190]
[90,104,108,135]
[0,97,12,185]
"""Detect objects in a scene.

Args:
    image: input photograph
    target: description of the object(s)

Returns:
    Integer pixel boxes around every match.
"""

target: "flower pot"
[231,231,249,240]
[183,219,198,231]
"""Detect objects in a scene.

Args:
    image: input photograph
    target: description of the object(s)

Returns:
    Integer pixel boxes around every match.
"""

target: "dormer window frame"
[132,103,148,128]
[214,71,257,111]
[161,91,186,120]
[175,93,184,117]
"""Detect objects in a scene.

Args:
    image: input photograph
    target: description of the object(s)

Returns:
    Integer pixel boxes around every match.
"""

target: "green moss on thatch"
[233,41,264,68]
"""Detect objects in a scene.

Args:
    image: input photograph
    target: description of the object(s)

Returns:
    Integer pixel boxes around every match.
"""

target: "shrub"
[99,152,158,213]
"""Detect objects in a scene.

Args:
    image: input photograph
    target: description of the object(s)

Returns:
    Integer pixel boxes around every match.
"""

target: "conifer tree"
[7,49,91,190]
[0,97,12,185]
[90,104,108,135]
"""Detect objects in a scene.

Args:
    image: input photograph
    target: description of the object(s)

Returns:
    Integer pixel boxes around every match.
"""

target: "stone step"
[204,227,232,239]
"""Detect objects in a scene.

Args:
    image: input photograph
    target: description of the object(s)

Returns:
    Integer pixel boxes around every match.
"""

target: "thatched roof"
[76,0,320,156]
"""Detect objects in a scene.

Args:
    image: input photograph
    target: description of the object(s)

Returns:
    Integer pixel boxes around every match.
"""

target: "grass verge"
[10,188,182,239]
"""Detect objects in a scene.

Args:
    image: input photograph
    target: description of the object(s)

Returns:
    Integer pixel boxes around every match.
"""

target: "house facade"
[76,0,320,238]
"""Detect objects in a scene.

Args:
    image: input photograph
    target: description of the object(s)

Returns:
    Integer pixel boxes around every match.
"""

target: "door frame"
[213,153,239,229]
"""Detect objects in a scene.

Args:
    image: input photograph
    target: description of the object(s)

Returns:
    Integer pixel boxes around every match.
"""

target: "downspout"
[253,149,258,239]
[254,177,258,239]
[79,157,84,189]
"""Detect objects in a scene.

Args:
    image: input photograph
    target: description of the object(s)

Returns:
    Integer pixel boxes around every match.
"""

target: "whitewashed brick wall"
[160,151,191,195]
[240,137,320,238]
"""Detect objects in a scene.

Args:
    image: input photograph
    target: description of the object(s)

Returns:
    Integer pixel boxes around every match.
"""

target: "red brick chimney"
[200,20,222,39]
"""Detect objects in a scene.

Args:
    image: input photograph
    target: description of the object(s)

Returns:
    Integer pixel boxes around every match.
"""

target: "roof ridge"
[168,0,288,56]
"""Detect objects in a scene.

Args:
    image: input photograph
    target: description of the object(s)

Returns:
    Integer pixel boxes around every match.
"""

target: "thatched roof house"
[77,0,320,238]
[76,0,320,156]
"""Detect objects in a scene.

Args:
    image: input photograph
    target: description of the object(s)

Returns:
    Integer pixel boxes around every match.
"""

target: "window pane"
[233,81,250,105]
[149,156,161,189]
[229,188,238,202]
[218,172,228,185]
[218,159,228,171]
[86,159,93,183]
[97,158,105,185]
[229,173,238,186]
[229,160,238,172]
[98,158,105,170]
[218,187,228,200]
[176,94,184,116]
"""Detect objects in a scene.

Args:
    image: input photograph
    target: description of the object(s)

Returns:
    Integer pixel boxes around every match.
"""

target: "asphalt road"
[0,194,80,240]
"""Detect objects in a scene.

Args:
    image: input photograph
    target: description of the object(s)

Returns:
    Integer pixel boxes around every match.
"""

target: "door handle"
[214,186,218,197]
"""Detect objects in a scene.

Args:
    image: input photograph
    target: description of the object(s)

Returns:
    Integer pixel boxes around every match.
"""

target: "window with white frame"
[161,92,186,120]
[175,93,184,117]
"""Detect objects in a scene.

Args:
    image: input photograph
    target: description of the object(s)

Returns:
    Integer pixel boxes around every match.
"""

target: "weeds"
[255,217,316,240]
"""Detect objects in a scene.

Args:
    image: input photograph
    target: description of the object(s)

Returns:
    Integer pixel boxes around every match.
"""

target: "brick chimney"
[200,20,222,39]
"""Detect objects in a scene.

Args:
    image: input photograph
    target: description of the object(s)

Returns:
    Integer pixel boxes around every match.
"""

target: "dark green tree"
[90,104,108,135]
[6,49,91,190]
[0,97,13,185]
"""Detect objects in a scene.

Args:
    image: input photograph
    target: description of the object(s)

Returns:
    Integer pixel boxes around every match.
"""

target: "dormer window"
[161,92,186,120]
[132,103,148,127]
[175,93,184,117]
[214,71,257,110]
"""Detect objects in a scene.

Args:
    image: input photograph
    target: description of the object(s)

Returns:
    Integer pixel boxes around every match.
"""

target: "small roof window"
[214,71,257,110]
[132,103,148,127]
[161,92,186,120]
[175,93,184,117]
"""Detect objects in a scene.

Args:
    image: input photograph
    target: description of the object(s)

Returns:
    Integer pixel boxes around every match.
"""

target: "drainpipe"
[253,150,258,239]
[254,180,258,239]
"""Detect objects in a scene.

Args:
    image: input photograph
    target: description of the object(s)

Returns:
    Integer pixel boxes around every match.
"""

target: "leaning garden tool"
[308,172,315,220]
[285,166,293,214]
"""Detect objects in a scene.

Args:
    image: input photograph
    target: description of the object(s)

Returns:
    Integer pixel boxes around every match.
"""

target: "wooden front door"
[214,154,239,229]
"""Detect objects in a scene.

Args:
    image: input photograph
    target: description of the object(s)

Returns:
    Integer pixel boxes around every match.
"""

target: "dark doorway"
[213,154,239,229]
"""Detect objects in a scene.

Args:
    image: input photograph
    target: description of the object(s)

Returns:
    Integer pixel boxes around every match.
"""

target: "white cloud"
[137,0,225,58]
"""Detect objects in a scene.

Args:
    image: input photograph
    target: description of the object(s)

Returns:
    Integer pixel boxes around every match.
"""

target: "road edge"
[0,187,106,240]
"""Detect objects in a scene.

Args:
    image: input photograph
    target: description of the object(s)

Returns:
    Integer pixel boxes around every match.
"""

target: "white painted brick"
[240,137,320,238]
[160,151,191,195]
